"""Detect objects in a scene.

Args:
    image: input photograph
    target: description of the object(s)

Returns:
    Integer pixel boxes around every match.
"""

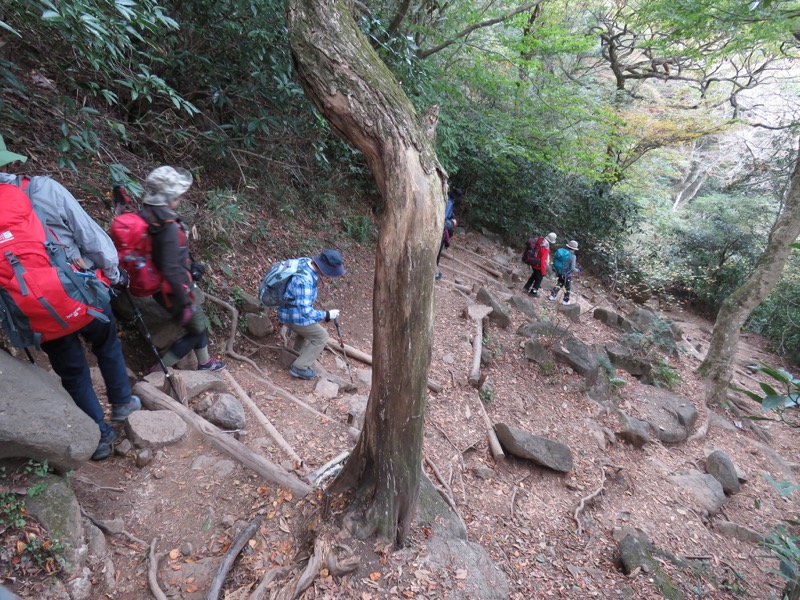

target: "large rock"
[706,450,740,494]
[476,288,512,328]
[629,386,698,443]
[494,423,573,472]
[205,393,246,430]
[669,474,726,514]
[592,308,637,332]
[524,340,551,364]
[506,294,538,319]
[24,473,85,568]
[616,410,651,448]
[551,336,599,383]
[124,410,187,448]
[605,343,653,384]
[557,303,581,323]
[517,320,571,340]
[0,351,98,472]
[145,370,227,400]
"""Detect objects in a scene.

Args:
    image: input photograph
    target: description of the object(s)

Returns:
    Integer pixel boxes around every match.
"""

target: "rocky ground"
[4,228,800,600]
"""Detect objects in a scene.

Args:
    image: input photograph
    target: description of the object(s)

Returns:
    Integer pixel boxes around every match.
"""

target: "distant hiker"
[435,187,463,280]
[140,166,225,373]
[549,240,580,305]
[277,249,346,380]
[522,232,557,297]
[0,137,140,461]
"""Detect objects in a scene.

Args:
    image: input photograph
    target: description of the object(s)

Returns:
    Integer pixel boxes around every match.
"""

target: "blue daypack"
[258,258,302,308]
[552,248,572,275]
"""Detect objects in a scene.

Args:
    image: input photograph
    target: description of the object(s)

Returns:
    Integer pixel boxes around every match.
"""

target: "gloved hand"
[326,309,340,322]
[113,268,130,291]
[178,305,194,326]
[190,262,206,282]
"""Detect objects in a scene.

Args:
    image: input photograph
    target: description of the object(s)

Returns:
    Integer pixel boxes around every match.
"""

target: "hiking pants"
[42,301,133,437]
[551,273,572,301]
[524,270,544,293]
[289,322,329,370]
[155,291,209,363]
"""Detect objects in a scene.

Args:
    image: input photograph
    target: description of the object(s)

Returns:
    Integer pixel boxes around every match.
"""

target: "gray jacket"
[0,173,121,284]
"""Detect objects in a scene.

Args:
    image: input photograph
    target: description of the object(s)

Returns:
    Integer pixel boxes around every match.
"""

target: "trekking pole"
[122,289,181,401]
[333,318,354,383]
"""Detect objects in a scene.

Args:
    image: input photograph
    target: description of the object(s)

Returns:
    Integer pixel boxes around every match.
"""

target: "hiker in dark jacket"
[435,187,463,280]
[523,232,557,297]
[0,137,140,461]
[141,166,225,373]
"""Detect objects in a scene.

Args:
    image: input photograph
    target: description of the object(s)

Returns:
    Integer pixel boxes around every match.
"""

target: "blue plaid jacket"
[277,258,326,326]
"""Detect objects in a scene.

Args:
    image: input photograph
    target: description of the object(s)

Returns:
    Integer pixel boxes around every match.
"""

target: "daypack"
[521,236,545,267]
[259,258,302,308]
[0,183,110,348]
[109,212,164,297]
[552,247,572,275]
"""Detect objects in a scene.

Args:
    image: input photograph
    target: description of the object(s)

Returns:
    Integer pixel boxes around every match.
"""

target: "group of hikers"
[0,136,579,463]
[0,136,345,461]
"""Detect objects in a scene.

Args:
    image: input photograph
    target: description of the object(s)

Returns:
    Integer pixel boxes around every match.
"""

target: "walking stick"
[333,318,354,383]
[122,289,182,401]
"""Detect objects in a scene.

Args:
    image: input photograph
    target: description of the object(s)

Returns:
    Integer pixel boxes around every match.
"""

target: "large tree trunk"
[699,139,800,403]
[287,0,445,545]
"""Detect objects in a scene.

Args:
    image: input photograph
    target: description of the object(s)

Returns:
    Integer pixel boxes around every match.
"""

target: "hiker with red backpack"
[0,137,140,461]
[522,232,557,297]
[138,166,225,373]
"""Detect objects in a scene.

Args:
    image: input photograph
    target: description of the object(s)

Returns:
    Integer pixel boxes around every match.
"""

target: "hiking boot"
[289,366,317,380]
[528,289,538,297]
[435,271,442,281]
[198,357,226,372]
[562,299,571,305]
[111,396,141,422]
[548,293,557,301]
[91,428,117,461]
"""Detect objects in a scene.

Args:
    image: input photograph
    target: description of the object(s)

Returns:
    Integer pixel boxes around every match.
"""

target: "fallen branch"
[148,539,168,600]
[442,250,503,279]
[134,381,311,496]
[425,456,458,514]
[293,537,329,598]
[204,292,266,375]
[325,340,442,393]
[573,464,621,535]
[221,369,304,468]
[436,277,473,294]
[467,306,493,388]
[207,515,264,600]
[472,391,504,462]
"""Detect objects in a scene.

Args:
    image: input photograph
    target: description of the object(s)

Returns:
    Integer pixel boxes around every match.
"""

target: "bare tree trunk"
[288,0,446,546]
[699,139,800,403]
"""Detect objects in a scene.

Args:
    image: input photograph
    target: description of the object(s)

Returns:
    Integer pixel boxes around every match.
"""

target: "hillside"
[4,220,799,599]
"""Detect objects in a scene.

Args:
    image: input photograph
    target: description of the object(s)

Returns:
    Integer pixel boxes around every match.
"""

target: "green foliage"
[341,215,375,244]
[652,360,683,390]
[733,363,800,427]
[195,189,253,250]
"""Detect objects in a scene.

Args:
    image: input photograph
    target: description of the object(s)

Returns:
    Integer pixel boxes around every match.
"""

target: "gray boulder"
[517,320,571,340]
[494,423,573,472]
[238,291,262,314]
[506,294,538,320]
[706,450,740,494]
[124,410,187,448]
[25,473,85,568]
[551,336,599,383]
[205,393,246,430]
[524,340,551,364]
[557,302,581,323]
[476,288,512,328]
[592,308,637,332]
[669,474,726,514]
[246,314,274,338]
[629,386,698,443]
[0,351,98,472]
[616,410,651,448]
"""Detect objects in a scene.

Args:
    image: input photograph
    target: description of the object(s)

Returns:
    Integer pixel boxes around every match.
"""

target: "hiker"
[140,166,225,373]
[0,137,140,461]
[435,187,463,280]
[549,240,580,305]
[278,249,346,380]
[523,232,557,297]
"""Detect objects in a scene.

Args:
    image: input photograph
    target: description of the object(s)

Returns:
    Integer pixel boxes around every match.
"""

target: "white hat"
[143,166,193,206]
[545,232,557,244]
[566,240,579,251]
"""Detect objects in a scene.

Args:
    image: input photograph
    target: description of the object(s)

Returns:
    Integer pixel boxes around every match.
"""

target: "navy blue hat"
[313,249,346,277]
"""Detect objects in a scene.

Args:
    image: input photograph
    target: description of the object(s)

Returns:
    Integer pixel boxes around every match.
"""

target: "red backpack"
[0,183,110,348]
[521,236,545,267]
[109,212,164,297]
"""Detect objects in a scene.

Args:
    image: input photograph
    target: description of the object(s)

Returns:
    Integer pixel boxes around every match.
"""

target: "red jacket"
[534,240,550,275]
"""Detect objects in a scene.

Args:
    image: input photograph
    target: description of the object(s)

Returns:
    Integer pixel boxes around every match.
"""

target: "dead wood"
[425,456,458,514]
[204,292,266,375]
[440,260,506,293]
[573,464,622,535]
[325,339,443,393]
[134,381,312,496]
[472,391,505,462]
[456,246,515,273]
[207,515,264,600]
[437,277,473,294]
[442,250,503,279]
[221,369,304,468]
[292,537,329,599]
[467,307,492,387]
[148,539,168,600]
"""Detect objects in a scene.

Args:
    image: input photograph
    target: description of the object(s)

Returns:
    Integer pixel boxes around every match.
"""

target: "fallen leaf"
[169,548,180,560]
[186,585,199,592]
[369,572,381,581]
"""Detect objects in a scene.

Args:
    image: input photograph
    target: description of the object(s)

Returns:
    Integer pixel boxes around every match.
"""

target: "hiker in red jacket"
[523,232,556,297]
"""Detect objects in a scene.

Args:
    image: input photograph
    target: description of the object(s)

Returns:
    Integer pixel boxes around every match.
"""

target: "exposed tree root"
[204,291,266,375]
[573,464,622,535]
[248,566,291,600]
[148,538,168,600]
[208,516,264,600]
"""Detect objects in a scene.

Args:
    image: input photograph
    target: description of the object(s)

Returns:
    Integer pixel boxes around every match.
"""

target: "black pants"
[550,273,572,301]
[524,270,544,293]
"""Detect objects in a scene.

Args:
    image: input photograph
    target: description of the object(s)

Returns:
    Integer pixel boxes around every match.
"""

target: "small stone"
[181,542,193,556]
[135,448,153,468]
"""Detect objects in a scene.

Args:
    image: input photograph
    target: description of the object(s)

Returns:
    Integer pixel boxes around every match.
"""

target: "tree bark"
[699,139,800,404]
[288,0,446,546]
